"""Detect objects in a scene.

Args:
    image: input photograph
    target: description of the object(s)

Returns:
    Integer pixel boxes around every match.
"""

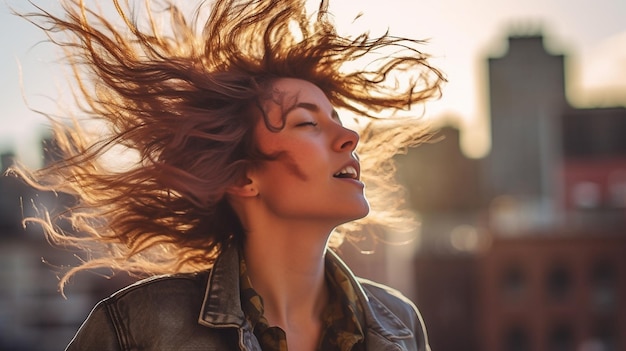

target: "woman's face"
[249,78,369,227]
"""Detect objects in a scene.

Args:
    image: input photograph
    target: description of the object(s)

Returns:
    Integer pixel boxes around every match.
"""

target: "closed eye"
[296,121,318,127]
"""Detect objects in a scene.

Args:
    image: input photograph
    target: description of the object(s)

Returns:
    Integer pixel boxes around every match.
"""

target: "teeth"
[334,166,357,178]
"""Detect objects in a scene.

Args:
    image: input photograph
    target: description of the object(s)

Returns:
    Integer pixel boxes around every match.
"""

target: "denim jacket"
[66,247,430,351]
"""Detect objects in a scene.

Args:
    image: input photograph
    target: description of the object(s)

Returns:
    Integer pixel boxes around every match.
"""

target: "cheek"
[277,152,308,181]
[254,150,310,188]
[258,135,316,182]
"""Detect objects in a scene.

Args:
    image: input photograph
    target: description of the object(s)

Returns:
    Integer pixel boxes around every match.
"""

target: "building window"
[579,321,616,351]
[572,181,601,209]
[547,323,574,351]
[590,260,616,313]
[608,170,626,208]
[546,264,572,301]
[501,264,526,301]
[503,325,531,351]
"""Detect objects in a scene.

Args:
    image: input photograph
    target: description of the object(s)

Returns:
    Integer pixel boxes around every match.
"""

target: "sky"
[1,0,625,168]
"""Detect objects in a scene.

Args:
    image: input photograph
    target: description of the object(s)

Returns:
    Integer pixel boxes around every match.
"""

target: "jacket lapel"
[198,246,261,351]
[326,250,414,350]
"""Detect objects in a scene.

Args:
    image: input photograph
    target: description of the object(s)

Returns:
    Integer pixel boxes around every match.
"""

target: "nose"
[334,125,359,152]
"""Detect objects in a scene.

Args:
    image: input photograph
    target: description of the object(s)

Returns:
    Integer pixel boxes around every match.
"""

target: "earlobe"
[226,178,259,198]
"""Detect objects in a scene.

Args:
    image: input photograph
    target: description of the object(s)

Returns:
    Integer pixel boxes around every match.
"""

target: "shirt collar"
[320,253,366,349]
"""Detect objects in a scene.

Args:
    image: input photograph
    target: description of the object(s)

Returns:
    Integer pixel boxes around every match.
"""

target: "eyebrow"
[293,102,341,123]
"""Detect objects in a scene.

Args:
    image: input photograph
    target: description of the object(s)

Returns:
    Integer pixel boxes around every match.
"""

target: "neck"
[242,224,330,330]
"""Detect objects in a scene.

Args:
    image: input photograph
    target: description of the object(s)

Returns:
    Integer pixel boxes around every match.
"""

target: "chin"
[327,198,370,225]
[349,199,371,221]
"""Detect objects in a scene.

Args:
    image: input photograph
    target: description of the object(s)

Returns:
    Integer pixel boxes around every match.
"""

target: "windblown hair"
[14,0,444,287]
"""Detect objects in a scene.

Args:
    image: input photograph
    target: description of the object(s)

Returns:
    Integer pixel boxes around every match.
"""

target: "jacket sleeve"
[65,300,123,351]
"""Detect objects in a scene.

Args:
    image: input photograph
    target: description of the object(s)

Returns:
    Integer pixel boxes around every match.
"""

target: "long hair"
[13,0,444,288]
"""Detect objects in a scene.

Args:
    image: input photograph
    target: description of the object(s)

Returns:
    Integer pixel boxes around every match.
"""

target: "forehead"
[270,78,331,108]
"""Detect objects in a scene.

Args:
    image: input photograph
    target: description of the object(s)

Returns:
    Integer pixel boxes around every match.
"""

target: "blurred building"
[487,35,567,222]
[394,34,626,351]
[480,233,625,351]
[0,148,129,351]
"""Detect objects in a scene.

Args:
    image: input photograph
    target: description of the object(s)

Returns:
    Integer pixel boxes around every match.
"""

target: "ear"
[226,177,259,198]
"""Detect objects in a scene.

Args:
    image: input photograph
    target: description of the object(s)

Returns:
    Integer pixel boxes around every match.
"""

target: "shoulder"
[75,272,210,349]
[66,271,226,350]
[358,278,417,317]
[108,271,208,301]
[102,272,209,322]
[357,278,430,347]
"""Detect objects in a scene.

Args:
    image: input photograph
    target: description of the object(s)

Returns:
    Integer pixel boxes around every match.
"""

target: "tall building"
[486,35,569,232]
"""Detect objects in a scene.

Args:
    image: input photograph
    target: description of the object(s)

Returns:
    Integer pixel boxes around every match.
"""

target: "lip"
[333,159,361,182]
[337,177,365,190]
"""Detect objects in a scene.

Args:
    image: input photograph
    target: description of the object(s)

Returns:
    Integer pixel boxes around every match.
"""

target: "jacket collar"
[198,245,246,327]
[197,246,413,350]
[325,249,415,346]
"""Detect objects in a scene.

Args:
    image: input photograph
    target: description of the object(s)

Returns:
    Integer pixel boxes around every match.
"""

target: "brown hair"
[13,0,444,287]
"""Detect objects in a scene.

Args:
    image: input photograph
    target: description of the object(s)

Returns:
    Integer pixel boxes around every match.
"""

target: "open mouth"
[333,165,358,180]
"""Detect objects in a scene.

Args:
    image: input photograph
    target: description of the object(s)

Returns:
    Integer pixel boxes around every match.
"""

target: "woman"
[16,0,444,350]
